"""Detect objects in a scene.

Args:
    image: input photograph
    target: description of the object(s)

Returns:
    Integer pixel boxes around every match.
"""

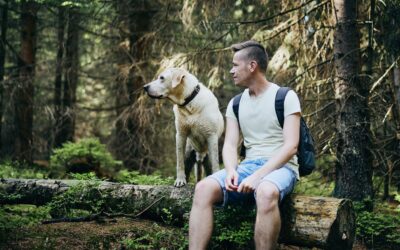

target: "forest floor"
[0,218,184,249]
[0,217,370,250]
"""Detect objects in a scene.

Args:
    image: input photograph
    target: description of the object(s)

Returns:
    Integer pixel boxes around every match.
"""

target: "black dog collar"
[178,84,200,107]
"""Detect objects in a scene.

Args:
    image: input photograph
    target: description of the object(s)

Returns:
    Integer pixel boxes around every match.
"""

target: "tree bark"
[0,0,8,154]
[392,57,400,192]
[14,0,38,163]
[333,0,373,200]
[53,6,66,148]
[111,0,158,171]
[56,7,80,144]
[0,178,356,249]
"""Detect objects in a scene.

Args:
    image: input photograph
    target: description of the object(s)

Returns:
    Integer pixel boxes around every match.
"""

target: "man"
[189,40,301,250]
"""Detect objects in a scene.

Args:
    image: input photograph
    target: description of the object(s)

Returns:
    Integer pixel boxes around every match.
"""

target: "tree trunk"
[0,0,8,154]
[112,0,157,170]
[14,0,38,163]
[53,6,66,148]
[333,0,373,201]
[58,7,80,144]
[0,178,356,249]
[392,57,400,192]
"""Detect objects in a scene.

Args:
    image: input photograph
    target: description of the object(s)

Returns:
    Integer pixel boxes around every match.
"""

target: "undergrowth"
[120,223,186,250]
[0,160,49,179]
[1,155,399,249]
[0,204,50,243]
[354,199,400,249]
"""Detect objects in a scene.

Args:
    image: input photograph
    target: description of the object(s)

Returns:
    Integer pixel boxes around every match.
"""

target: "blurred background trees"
[0,0,399,202]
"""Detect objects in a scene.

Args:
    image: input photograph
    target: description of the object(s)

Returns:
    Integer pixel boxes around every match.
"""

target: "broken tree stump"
[0,178,355,249]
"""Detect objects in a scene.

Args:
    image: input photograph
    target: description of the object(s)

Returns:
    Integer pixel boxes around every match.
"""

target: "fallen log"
[0,178,355,249]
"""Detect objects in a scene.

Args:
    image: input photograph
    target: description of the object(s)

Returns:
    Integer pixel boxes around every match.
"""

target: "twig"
[133,196,165,217]
[370,56,400,93]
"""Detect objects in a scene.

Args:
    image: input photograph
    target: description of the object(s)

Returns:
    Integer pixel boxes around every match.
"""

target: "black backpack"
[232,87,316,176]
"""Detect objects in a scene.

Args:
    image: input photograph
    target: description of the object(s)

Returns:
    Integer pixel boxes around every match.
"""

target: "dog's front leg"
[175,133,187,187]
[195,152,206,182]
[207,134,220,173]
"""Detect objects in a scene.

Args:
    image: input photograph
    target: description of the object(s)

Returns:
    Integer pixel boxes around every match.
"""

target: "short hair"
[231,40,268,72]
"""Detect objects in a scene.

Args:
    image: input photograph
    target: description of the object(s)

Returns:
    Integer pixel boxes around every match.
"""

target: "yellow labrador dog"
[144,68,224,187]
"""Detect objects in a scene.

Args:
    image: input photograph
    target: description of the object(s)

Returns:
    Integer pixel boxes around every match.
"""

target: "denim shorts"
[208,158,297,207]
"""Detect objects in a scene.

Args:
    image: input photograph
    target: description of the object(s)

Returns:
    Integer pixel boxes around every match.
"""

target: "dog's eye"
[160,76,164,80]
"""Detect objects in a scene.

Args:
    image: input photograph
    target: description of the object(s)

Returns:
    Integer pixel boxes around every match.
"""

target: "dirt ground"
[0,218,184,249]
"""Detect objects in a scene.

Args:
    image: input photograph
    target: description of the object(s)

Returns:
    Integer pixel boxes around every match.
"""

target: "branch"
[219,0,316,25]
[370,56,400,93]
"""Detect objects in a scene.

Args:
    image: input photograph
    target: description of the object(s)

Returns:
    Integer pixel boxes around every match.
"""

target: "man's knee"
[192,178,222,207]
[256,181,280,213]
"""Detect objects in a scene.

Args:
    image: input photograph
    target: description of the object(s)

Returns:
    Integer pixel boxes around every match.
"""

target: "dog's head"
[143,68,188,99]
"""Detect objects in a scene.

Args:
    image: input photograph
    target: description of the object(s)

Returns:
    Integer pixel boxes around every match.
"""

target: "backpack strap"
[275,87,291,128]
[232,92,243,127]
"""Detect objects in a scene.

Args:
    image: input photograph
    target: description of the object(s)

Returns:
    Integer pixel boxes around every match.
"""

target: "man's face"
[230,50,251,87]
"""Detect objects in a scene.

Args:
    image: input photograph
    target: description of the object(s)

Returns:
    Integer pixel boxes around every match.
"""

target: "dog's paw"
[174,178,187,187]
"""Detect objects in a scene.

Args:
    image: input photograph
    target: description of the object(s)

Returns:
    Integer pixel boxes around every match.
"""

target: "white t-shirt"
[226,83,301,178]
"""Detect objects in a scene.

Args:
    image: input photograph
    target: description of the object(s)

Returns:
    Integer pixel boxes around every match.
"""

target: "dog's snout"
[143,85,149,92]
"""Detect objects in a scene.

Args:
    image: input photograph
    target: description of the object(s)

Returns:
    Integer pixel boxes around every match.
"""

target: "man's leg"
[189,178,223,250]
[254,181,281,250]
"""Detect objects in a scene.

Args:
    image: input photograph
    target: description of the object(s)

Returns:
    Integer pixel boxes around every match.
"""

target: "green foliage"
[68,172,100,180]
[50,138,122,177]
[120,223,186,250]
[0,191,22,204]
[46,181,104,218]
[45,170,176,219]
[179,206,256,249]
[294,171,335,196]
[0,205,50,243]
[115,170,174,186]
[294,155,336,196]
[210,206,256,249]
[0,160,49,179]
[354,200,400,249]
[160,208,175,225]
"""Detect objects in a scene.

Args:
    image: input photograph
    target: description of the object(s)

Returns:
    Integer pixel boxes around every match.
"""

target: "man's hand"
[225,170,239,191]
[237,174,261,193]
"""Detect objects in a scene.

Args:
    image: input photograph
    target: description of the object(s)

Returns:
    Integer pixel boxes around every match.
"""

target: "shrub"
[50,138,122,178]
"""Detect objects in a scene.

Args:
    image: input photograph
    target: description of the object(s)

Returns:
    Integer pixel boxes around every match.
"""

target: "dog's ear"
[172,73,185,88]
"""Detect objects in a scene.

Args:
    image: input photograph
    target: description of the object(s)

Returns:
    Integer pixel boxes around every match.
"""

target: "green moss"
[46,181,105,218]
[115,170,174,185]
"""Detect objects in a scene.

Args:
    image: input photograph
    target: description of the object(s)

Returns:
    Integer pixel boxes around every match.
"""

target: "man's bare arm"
[222,117,241,191]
